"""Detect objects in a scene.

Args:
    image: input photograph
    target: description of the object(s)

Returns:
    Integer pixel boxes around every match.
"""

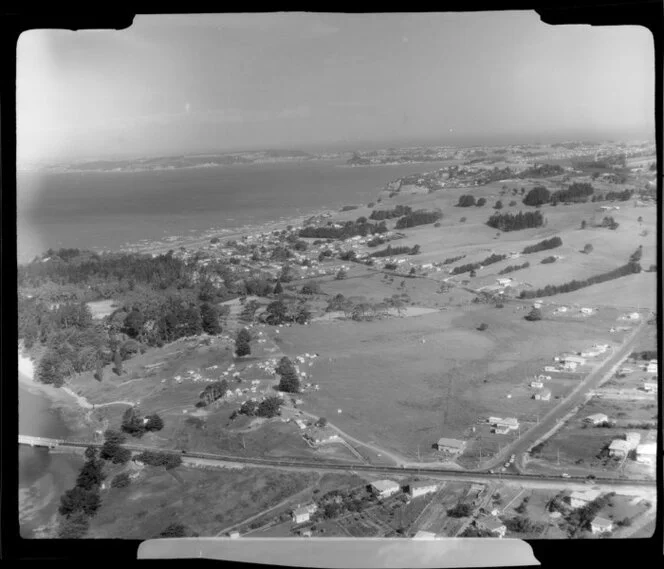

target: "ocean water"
[17,159,450,262]
[19,384,82,538]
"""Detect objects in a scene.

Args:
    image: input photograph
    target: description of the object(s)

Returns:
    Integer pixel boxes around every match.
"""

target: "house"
[581,349,601,358]
[646,361,657,374]
[229,531,240,539]
[625,432,641,449]
[562,361,579,371]
[608,439,630,458]
[491,417,519,430]
[537,375,552,381]
[292,507,311,524]
[412,530,437,540]
[370,480,400,499]
[408,481,439,499]
[568,489,601,509]
[530,380,544,389]
[534,389,551,401]
[493,425,511,435]
[563,356,586,366]
[580,307,593,315]
[585,413,609,425]
[642,382,657,393]
[476,516,507,538]
[590,516,613,535]
[543,366,558,372]
[496,278,512,286]
[635,443,657,465]
[301,530,312,537]
[436,438,467,454]
[304,426,341,445]
[295,419,307,430]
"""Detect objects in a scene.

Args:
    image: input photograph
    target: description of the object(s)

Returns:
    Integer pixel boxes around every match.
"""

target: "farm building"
[489,417,519,430]
[568,489,601,509]
[229,531,241,539]
[590,517,613,535]
[412,530,438,540]
[530,380,544,389]
[563,355,586,366]
[292,503,318,524]
[435,438,467,454]
[580,307,593,315]
[303,425,341,445]
[581,349,601,358]
[476,516,507,538]
[408,481,439,499]
[608,439,630,458]
[370,480,400,499]
[543,366,558,373]
[533,389,551,401]
[294,419,307,430]
[642,382,658,393]
[646,361,658,374]
[585,413,609,425]
[635,443,657,465]
[625,432,641,449]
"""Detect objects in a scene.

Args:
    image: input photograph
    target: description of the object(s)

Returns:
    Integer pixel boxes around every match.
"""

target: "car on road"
[561,473,570,478]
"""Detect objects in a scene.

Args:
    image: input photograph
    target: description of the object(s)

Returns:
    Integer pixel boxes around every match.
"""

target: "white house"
[608,439,630,458]
[408,481,439,499]
[581,349,601,358]
[580,307,593,315]
[543,366,559,373]
[534,389,551,401]
[292,507,311,524]
[436,438,467,454]
[476,516,507,538]
[569,489,601,509]
[496,278,512,286]
[491,417,519,430]
[646,361,657,374]
[585,413,609,425]
[563,356,586,366]
[530,380,544,389]
[590,516,613,535]
[370,480,400,499]
[635,443,657,465]
[295,419,307,430]
[642,382,657,393]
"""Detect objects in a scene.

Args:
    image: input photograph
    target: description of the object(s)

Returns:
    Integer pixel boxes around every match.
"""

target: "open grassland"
[270,303,622,461]
[87,465,319,538]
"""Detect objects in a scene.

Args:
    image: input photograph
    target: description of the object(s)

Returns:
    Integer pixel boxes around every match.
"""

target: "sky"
[17,11,655,166]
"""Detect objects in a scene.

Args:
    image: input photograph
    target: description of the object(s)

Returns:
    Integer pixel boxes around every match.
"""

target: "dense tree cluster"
[135,450,183,469]
[518,164,564,178]
[235,328,252,357]
[443,254,466,265]
[520,261,641,299]
[198,379,230,406]
[120,407,164,438]
[450,262,481,276]
[447,503,473,518]
[486,211,544,232]
[498,261,530,275]
[298,220,387,239]
[631,350,657,361]
[370,244,419,258]
[395,209,442,229]
[238,395,282,418]
[261,299,311,325]
[456,195,476,207]
[522,186,550,206]
[369,205,412,220]
[522,236,562,254]
[367,236,386,248]
[550,182,594,204]
[600,216,620,230]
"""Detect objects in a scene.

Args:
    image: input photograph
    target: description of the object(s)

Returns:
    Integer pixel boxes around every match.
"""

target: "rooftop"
[592,516,613,529]
[436,438,466,449]
[371,480,400,492]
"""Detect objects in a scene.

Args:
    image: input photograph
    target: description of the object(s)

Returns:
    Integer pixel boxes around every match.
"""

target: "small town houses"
[590,516,613,535]
[488,417,519,434]
[533,389,551,401]
[292,503,318,524]
[608,439,631,459]
[635,443,657,466]
[475,516,507,538]
[585,413,609,425]
[568,489,601,509]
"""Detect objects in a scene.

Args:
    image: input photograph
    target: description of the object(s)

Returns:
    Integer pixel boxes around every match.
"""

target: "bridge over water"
[18,435,65,448]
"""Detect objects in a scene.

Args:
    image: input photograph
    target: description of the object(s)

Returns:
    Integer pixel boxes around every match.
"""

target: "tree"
[335,269,347,280]
[58,486,102,518]
[57,511,90,538]
[123,309,144,339]
[111,472,131,488]
[525,307,542,321]
[410,244,421,255]
[278,367,300,393]
[457,195,476,207]
[84,446,98,461]
[200,302,221,335]
[158,523,189,538]
[273,280,283,295]
[448,503,473,518]
[477,323,488,331]
[121,407,146,438]
[583,243,594,254]
[523,186,550,206]
[104,429,126,445]
[459,217,467,223]
[145,413,164,432]
[637,216,643,225]
[494,200,504,210]
[235,337,251,357]
[317,417,328,427]
[257,396,282,418]
[581,220,587,229]
[476,198,487,207]
[301,281,321,295]
[36,349,66,387]
[113,350,124,375]
[76,459,105,490]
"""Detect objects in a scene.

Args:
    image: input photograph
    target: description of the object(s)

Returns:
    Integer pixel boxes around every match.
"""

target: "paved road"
[477,320,648,472]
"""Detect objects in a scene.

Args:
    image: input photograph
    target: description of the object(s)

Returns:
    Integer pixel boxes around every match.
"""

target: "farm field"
[87,465,318,538]
[270,301,629,461]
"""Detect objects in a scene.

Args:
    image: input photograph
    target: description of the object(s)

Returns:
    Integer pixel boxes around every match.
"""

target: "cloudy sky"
[17,11,654,166]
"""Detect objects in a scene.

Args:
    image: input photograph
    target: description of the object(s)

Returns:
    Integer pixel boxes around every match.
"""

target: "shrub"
[524,307,542,321]
[477,323,488,331]
[460,217,467,223]
[457,195,476,207]
[111,473,131,488]
[541,256,557,264]
[476,198,487,207]
[522,236,562,254]
[523,186,551,206]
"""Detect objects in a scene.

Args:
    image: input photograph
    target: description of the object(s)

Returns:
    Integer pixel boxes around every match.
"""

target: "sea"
[19,383,83,538]
[17,159,451,262]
